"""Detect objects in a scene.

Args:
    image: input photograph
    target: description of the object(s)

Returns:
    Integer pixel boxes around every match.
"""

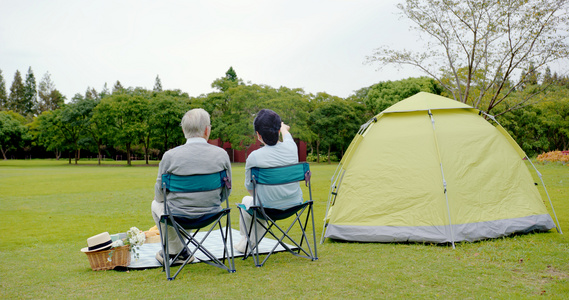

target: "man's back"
[155,140,232,216]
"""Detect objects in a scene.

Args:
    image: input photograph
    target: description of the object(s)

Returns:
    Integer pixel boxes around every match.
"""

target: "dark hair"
[254,109,281,146]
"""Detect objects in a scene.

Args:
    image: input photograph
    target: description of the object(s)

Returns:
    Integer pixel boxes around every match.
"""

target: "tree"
[55,96,93,164]
[23,67,38,116]
[65,94,108,164]
[37,72,65,113]
[112,80,125,94]
[543,67,553,85]
[519,62,539,89]
[367,0,569,115]
[34,110,68,160]
[93,94,148,165]
[362,77,442,115]
[309,100,360,163]
[0,69,7,110]
[79,97,105,165]
[100,83,110,98]
[263,86,313,143]
[225,66,238,81]
[85,87,99,101]
[200,91,231,144]
[0,111,29,159]
[149,92,188,157]
[497,81,569,155]
[133,88,155,164]
[211,67,244,92]
[220,84,268,149]
[8,70,25,114]
[153,75,163,92]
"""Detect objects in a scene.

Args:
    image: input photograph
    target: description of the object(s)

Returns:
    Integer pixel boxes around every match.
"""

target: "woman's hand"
[280,122,290,135]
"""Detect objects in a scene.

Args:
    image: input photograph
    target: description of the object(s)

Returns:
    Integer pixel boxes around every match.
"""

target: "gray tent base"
[325,214,556,243]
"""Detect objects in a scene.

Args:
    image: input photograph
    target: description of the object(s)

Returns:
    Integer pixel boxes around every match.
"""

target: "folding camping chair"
[237,162,318,267]
[159,170,235,280]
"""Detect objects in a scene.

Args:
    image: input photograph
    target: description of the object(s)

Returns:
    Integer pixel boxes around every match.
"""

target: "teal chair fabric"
[238,162,318,267]
[160,170,235,280]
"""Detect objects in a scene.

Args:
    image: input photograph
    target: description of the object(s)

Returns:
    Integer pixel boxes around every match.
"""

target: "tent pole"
[320,168,339,244]
[320,158,343,244]
[320,168,345,244]
[428,110,456,249]
[526,158,563,234]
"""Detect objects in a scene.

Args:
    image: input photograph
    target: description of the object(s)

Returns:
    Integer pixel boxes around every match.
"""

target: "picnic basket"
[85,245,131,271]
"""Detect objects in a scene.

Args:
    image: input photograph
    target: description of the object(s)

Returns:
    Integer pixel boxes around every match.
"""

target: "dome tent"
[321,92,560,246]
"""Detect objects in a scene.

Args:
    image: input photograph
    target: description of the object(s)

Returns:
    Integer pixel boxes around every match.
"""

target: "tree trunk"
[94,137,102,165]
[145,135,150,164]
[74,141,79,165]
[75,148,80,165]
[162,136,167,160]
[0,147,6,160]
[164,131,169,156]
[126,143,132,166]
[97,141,102,165]
[316,140,320,163]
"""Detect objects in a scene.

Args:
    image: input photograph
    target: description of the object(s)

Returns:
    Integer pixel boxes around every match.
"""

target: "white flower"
[111,240,124,247]
[126,226,146,260]
[127,227,146,247]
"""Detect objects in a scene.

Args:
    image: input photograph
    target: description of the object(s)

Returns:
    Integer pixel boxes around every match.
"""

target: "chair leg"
[158,215,172,280]
[237,207,258,265]
[260,205,318,266]
[239,204,318,267]
[169,212,236,277]
[252,210,261,267]
[309,204,318,260]
[225,213,236,272]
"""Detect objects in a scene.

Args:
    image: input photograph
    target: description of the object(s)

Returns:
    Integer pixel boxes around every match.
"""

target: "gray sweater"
[154,138,232,217]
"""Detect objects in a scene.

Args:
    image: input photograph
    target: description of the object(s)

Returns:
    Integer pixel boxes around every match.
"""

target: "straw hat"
[81,232,113,252]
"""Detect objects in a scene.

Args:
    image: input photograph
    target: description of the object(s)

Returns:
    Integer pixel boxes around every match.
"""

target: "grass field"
[0,159,567,299]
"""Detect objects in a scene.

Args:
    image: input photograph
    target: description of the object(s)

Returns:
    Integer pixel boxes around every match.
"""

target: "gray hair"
[181,108,211,138]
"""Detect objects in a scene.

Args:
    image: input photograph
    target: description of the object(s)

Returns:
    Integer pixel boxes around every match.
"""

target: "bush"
[306,153,318,162]
[536,151,569,165]
[306,153,339,163]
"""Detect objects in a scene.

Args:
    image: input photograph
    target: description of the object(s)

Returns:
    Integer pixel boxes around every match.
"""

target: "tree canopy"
[1,65,567,162]
[367,0,569,115]
[0,70,7,110]
[0,111,30,159]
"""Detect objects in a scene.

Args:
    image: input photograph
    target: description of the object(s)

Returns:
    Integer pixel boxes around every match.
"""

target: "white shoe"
[155,249,195,265]
[234,238,248,253]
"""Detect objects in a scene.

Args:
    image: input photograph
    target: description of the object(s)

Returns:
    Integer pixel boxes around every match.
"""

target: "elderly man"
[151,108,231,265]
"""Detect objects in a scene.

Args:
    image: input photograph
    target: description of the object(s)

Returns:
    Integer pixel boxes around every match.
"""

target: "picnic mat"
[128,228,294,269]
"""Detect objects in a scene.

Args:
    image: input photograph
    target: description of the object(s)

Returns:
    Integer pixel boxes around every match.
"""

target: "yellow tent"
[322,92,560,246]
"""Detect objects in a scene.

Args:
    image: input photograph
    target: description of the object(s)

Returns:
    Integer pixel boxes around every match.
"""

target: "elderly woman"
[234,109,302,253]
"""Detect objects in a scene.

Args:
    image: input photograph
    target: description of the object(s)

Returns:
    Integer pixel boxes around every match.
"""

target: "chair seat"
[238,201,311,221]
[172,208,229,230]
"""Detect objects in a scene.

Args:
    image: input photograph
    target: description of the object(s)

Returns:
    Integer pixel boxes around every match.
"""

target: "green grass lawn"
[0,159,567,299]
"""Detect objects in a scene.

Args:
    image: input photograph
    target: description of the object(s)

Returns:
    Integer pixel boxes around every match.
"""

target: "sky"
[1,0,422,100]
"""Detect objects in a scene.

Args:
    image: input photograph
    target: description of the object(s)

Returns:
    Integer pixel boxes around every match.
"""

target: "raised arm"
[280,122,290,137]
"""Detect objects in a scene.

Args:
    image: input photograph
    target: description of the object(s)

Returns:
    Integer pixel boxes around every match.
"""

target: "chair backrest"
[162,170,230,193]
[251,162,311,186]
